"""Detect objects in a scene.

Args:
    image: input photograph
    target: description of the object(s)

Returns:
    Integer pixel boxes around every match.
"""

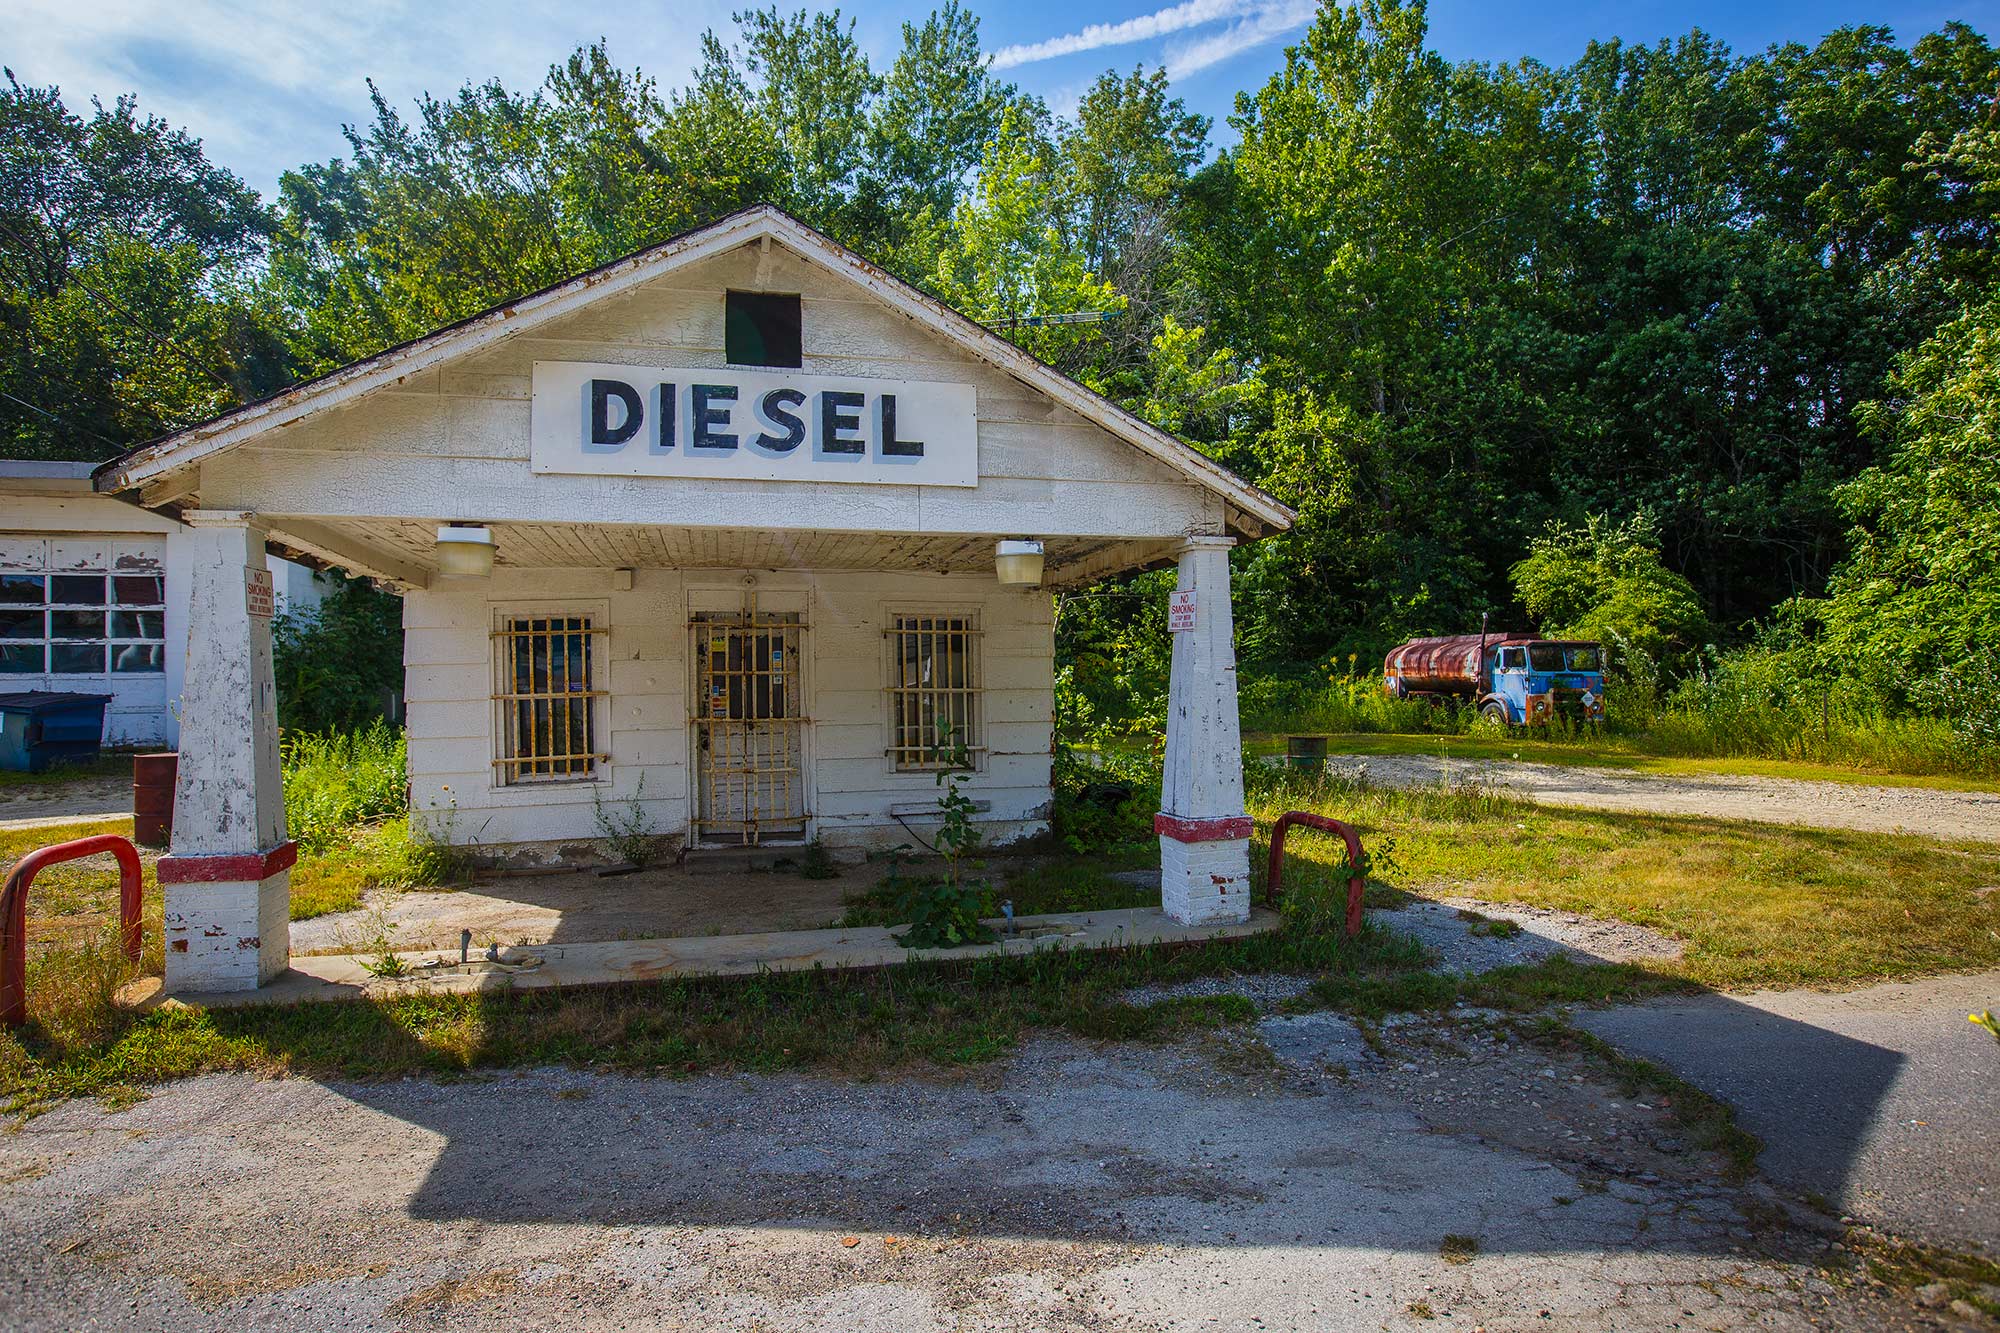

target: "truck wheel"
[1479,700,1509,726]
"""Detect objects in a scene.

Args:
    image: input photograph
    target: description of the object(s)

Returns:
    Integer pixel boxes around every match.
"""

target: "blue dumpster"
[0,691,114,773]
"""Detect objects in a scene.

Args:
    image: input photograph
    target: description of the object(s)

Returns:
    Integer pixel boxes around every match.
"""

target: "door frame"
[684,578,813,848]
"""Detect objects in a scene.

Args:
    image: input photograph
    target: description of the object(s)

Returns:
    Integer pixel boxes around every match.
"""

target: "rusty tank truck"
[1382,629,1606,726]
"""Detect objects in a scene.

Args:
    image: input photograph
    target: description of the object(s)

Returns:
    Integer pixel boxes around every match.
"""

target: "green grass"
[1242,663,1995,783]
[1248,770,2000,990]
[0,807,450,949]
[0,903,1442,1113]
[1247,730,2000,793]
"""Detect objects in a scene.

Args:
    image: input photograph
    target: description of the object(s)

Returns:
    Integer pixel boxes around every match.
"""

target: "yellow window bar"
[884,614,981,768]
[492,616,609,781]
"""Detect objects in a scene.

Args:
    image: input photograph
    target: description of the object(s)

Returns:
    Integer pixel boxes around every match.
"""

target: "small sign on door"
[245,567,274,620]
[1167,589,1198,633]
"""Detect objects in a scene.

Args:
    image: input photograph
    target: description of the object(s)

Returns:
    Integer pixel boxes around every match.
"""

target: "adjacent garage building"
[90,205,1293,993]
[0,460,322,745]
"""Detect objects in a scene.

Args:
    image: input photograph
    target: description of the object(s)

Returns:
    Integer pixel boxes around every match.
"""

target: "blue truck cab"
[1483,640,1606,726]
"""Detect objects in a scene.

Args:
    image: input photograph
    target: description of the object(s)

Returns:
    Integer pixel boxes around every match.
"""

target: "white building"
[90,206,1293,993]
[0,460,323,746]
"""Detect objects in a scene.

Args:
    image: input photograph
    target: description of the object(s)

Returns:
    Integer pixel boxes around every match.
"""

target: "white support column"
[1156,535,1252,926]
[159,511,292,992]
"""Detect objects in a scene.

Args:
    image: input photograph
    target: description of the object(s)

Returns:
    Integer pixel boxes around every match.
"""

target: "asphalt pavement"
[1580,970,2000,1249]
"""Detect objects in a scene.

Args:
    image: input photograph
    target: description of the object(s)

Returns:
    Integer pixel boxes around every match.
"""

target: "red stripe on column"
[1154,814,1253,843]
[157,841,298,884]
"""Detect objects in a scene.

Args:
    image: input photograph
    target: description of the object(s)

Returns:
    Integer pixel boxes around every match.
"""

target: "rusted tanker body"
[1383,634,1607,726]
[1382,633,1518,697]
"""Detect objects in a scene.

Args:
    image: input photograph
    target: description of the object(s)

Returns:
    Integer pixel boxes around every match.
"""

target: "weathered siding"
[405,564,1052,859]
[200,243,1225,540]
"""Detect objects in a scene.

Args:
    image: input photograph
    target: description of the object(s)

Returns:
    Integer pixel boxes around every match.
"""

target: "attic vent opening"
[725,291,802,369]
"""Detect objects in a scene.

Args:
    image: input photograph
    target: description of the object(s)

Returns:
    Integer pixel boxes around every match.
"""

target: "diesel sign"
[530,361,978,486]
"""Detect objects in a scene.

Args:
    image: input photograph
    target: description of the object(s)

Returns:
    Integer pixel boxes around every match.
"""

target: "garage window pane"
[0,576,41,604]
[0,609,41,640]
[50,575,105,605]
[111,643,164,673]
[0,644,42,673]
[51,643,104,674]
[51,610,104,639]
[110,610,164,639]
[113,576,165,606]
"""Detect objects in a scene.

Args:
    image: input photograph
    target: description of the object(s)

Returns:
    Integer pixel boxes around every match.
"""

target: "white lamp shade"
[995,539,1045,586]
[435,525,496,578]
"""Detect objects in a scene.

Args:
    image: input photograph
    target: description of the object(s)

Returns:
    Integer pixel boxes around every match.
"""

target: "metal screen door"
[691,604,807,846]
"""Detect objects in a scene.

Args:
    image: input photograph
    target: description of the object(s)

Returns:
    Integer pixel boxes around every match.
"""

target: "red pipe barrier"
[1265,811,1366,938]
[1,834,143,1028]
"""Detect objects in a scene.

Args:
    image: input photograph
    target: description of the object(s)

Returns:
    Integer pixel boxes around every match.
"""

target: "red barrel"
[132,752,177,848]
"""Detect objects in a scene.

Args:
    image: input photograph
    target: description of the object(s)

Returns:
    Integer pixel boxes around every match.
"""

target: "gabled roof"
[92,205,1292,535]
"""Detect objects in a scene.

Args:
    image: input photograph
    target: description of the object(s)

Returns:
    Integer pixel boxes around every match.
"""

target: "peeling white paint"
[1158,537,1252,926]
[163,515,289,992]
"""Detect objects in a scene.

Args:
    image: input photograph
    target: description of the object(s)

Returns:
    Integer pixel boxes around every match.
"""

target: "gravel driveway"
[1329,752,2000,842]
[0,1018,1943,1332]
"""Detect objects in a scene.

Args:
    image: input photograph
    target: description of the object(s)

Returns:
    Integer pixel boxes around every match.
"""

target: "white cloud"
[1162,0,1318,78]
[5,0,730,200]
[991,0,1257,70]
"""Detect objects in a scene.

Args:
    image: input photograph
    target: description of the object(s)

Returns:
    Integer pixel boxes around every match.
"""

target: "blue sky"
[11,0,1997,201]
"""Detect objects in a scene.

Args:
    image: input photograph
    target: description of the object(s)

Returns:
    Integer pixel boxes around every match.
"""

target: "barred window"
[494,615,606,782]
[887,613,979,769]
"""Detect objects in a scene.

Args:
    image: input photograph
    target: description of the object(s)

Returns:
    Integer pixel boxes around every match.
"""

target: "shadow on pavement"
[305,987,1910,1256]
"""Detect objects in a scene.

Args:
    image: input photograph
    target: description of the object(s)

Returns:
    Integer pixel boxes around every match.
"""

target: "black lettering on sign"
[587,379,642,450]
[690,384,737,451]
[755,388,807,453]
[879,393,923,458]
[819,390,865,455]
[651,383,677,453]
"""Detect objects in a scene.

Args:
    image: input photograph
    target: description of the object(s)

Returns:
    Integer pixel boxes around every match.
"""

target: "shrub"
[271,575,404,733]
[1052,742,1161,854]
[893,879,995,949]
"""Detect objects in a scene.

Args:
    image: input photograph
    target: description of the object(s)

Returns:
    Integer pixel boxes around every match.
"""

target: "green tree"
[1511,513,1712,676]
[1817,287,2000,692]
[0,72,286,458]
[933,104,1123,370]
[865,1,1015,227]
[1054,66,1209,370]
[732,6,879,229]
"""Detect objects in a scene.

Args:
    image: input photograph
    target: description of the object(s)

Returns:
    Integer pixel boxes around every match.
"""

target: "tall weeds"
[1240,662,1467,736]
[282,722,408,853]
[1238,653,1994,779]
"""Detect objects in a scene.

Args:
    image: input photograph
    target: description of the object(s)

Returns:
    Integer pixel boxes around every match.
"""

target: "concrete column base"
[1156,815,1253,926]
[159,844,295,992]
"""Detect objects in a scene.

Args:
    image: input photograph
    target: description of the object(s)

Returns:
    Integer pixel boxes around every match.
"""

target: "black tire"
[1479,700,1509,726]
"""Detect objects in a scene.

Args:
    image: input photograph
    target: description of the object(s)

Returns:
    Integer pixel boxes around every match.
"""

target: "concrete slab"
[123,906,1282,1011]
